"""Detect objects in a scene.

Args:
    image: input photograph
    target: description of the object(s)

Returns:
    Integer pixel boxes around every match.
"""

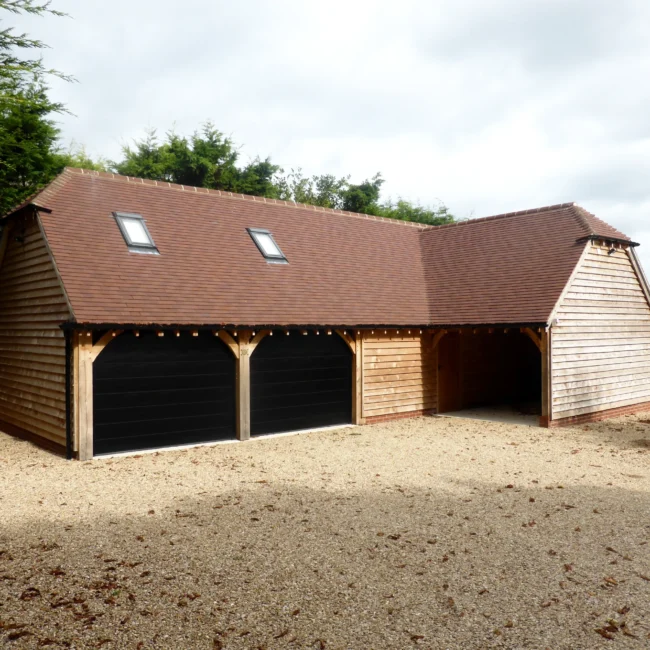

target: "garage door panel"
[253,409,351,433]
[253,387,351,410]
[97,362,232,381]
[94,386,220,411]
[251,333,352,436]
[251,372,348,395]
[96,413,233,439]
[94,395,230,425]
[94,373,226,396]
[94,425,233,455]
[93,332,235,455]
[253,357,348,373]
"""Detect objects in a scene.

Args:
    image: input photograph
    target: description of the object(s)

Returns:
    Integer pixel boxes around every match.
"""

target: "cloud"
[10,0,650,270]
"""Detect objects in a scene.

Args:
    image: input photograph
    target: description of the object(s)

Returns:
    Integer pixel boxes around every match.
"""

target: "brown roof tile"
[18,168,634,327]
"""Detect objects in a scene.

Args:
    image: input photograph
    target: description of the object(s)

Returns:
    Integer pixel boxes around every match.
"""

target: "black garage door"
[251,333,352,436]
[93,332,235,455]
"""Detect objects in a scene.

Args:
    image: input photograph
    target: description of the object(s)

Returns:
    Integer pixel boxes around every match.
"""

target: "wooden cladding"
[552,243,650,419]
[362,331,436,418]
[0,214,71,447]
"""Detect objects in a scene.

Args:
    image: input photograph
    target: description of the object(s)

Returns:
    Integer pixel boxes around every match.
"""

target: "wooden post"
[540,329,552,427]
[77,331,94,460]
[72,331,79,454]
[236,330,252,441]
[336,330,364,425]
[353,331,364,425]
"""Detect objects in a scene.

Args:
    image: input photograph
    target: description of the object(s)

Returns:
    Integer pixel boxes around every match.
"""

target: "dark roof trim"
[1,202,52,221]
[576,234,639,247]
[60,321,548,331]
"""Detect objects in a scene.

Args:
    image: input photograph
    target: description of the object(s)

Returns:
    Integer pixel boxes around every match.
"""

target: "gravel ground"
[1,414,649,650]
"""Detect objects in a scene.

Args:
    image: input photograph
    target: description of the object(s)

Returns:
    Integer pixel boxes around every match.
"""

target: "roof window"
[247,228,287,263]
[113,212,158,254]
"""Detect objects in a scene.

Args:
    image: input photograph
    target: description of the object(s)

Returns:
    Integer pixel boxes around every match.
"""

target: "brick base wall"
[545,401,650,428]
[364,408,437,425]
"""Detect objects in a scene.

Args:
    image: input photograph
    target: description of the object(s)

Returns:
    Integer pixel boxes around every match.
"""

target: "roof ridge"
[420,202,576,232]
[568,203,595,237]
[62,167,429,230]
[0,168,74,219]
[570,203,632,242]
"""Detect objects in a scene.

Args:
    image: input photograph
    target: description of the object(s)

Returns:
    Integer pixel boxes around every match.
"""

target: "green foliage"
[0,1,71,100]
[377,198,455,226]
[113,123,281,197]
[275,169,349,209]
[275,169,453,225]
[57,142,108,172]
[0,82,63,214]
[0,1,79,214]
[0,3,453,227]
[112,124,454,225]
[341,173,384,214]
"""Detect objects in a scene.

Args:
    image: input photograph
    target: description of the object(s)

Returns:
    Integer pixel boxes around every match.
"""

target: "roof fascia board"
[576,234,639,247]
[59,321,548,331]
[627,246,650,310]
[546,239,592,328]
[35,209,76,321]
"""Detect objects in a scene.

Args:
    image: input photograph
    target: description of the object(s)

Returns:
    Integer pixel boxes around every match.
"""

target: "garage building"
[1,168,649,458]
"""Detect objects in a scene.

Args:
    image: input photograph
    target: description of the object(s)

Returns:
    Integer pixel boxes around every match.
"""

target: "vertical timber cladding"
[552,242,650,420]
[0,213,71,448]
[93,332,236,455]
[362,330,436,419]
[250,332,353,435]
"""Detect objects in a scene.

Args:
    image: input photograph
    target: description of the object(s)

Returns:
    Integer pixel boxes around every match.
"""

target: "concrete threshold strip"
[95,424,355,460]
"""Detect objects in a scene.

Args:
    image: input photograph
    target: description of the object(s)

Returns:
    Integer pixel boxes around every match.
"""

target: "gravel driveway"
[1,414,649,649]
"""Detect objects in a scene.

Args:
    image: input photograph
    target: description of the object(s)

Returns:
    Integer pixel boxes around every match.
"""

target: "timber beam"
[430,329,447,351]
[521,327,542,352]
[335,330,356,355]
[90,330,124,362]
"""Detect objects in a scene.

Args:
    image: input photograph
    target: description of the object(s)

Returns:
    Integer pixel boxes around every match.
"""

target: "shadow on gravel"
[1,479,649,649]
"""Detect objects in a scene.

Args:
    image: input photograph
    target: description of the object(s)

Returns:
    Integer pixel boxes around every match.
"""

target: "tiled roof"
[12,168,634,327]
[421,204,587,324]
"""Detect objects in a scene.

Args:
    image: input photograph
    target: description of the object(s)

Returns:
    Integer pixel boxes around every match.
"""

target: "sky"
[12,0,650,270]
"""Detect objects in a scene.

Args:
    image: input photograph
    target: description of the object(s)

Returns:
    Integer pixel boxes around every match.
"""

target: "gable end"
[551,241,650,421]
[0,211,73,449]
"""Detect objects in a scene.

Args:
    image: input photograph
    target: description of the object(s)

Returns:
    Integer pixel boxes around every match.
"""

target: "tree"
[377,198,455,226]
[275,169,349,208]
[57,142,108,172]
[0,1,70,101]
[0,82,63,214]
[342,173,384,214]
[275,168,454,225]
[113,123,281,197]
[0,1,75,214]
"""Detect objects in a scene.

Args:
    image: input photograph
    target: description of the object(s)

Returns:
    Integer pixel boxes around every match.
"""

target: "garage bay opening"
[437,329,541,425]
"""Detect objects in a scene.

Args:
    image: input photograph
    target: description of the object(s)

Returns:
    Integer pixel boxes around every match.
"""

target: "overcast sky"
[13,0,650,270]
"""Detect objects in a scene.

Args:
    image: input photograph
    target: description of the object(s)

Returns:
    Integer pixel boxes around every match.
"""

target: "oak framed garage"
[2,168,650,459]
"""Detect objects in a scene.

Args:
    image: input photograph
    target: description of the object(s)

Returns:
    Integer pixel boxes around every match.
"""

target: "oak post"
[77,331,94,460]
[236,330,252,441]
[353,331,364,425]
[540,329,552,426]
[72,331,79,453]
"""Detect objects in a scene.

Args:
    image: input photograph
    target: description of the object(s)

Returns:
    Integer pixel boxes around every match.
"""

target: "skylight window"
[247,228,287,263]
[113,212,158,254]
